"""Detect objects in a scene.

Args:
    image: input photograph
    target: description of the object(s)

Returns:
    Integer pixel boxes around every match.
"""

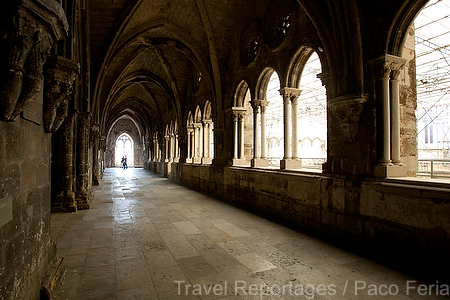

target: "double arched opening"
[186,101,214,164]
[232,49,326,171]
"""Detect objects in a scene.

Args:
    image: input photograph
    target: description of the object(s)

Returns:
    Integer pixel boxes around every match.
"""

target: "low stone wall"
[166,163,450,280]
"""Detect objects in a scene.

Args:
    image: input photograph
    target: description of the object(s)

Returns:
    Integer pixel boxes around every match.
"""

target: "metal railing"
[417,159,450,178]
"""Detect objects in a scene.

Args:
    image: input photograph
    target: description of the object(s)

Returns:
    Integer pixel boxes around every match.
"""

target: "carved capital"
[372,54,406,80]
[279,87,302,99]
[0,0,68,121]
[43,55,78,132]
[231,106,246,120]
[252,99,269,109]
[329,94,369,142]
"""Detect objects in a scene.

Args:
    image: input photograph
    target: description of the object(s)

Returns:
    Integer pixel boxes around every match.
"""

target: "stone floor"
[51,168,448,300]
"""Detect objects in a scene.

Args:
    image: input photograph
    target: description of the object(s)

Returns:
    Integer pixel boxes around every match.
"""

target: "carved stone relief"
[328,94,369,142]
[0,0,75,131]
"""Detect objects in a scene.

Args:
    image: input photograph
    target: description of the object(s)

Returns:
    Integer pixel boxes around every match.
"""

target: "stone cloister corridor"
[51,168,445,300]
[2,0,450,299]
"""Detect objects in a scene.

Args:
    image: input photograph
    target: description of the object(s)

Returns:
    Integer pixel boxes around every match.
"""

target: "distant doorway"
[115,133,134,167]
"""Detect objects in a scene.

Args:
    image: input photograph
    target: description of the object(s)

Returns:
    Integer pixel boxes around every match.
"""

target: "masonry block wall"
[0,120,55,300]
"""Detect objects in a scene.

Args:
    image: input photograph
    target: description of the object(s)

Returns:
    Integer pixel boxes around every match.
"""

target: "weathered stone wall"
[0,119,55,300]
[172,164,450,279]
[400,25,418,176]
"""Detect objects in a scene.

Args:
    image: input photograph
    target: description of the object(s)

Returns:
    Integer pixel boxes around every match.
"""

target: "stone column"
[99,137,106,176]
[280,88,302,170]
[252,103,260,159]
[53,113,77,212]
[291,94,300,159]
[164,135,170,162]
[239,114,245,159]
[193,125,198,162]
[231,107,247,166]
[186,127,193,163]
[202,120,212,164]
[380,66,392,166]
[199,124,204,160]
[260,101,269,159]
[169,134,174,162]
[251,100,269,167]
[174,134,179,162]
[91,124,100,186]
[233,112,239,159]
[75,112,92,210]
[193,123,203,164]
[282,93,291,160]
[373,54,407,177]
[391,70,402,165]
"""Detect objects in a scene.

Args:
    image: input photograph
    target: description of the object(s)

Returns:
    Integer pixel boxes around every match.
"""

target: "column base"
[202,157,213,164]
[232,158,249,166]
[52,193,77,212]
[374,164,407,177]
[76,190,92,210]
[193,157,202,164]
[186,158,192,163]
[280,159,302,170]
[251,158,269,168]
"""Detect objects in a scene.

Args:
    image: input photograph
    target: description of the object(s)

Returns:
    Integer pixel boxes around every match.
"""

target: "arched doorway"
[115,133,134,167]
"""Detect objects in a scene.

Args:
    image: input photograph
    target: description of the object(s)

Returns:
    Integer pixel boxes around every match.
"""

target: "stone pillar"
[53,113,76,212]
[260,101,269,159]
[291,94,300,159]
[239,114,245,159]
[231,107,247,166]
[193,125,198,163]
[75,112,92,210]
[186,127,193,163]
[391,71,402,165]
[174,134,179,162]
[91,124,100,186]
[169,134,174,162]
[164,135,170,162]
[199,124,204,160]
[279,88,302,170]
[251,100,269,167]
[202,120,213,164]
[373,55,407,177]
[233,112,238,159]
[283,93,291,160]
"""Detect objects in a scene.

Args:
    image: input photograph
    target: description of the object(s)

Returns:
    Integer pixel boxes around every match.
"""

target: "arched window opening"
[115,133,134,168]
[232,81,253,166]
[203,101,214,164]
[193,106,203,164]
[297,52,327,169]
[266,71,284,167]
[152,132,161,162]
[414,0,450,179]
[186,112,194,163]
[164,124,171,162]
